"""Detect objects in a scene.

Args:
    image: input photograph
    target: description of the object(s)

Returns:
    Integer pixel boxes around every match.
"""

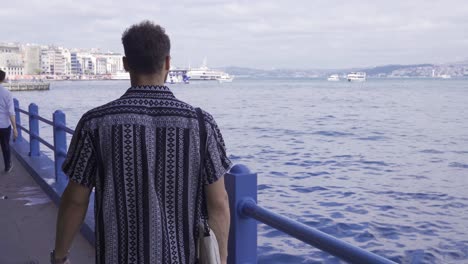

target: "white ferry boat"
[327,74,340,81]
[187,59,234,82]
[347,72,366,82]
[166,72,190,84]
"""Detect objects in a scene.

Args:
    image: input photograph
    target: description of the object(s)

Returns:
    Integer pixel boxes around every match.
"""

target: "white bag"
[198,223,221,264]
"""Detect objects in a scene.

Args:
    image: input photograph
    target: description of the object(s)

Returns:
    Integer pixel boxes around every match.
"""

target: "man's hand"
[9,115,18,142]
[12,127,18,142]
[50,250,71,264]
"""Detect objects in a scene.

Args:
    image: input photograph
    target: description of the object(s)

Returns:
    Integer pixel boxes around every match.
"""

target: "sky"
[1,0,468,69]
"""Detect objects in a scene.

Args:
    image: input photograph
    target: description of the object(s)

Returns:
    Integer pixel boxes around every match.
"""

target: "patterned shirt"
[62,85,232,264]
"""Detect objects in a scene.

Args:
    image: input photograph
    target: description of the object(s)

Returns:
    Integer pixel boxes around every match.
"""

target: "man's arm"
[9,115,17,141]
[205,176,230,264]
[8,94,17,141]
[54,181,92,260]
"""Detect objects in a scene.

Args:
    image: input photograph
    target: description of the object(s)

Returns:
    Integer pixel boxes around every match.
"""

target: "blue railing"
[225,165,396,264]
[13,99,396,264]
[13,99,72,187]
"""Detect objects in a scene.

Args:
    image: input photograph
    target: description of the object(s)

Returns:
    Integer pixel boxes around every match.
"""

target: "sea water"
[13,78,468,263]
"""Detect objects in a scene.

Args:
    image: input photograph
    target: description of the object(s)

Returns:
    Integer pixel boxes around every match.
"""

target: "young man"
[0,70,18,172]
[52,21,231,264]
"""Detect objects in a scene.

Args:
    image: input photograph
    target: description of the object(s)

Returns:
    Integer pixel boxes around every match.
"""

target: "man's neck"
[130,72,167,87]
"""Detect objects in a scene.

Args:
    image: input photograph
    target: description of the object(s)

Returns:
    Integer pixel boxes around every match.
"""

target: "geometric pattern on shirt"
[62,85,232,264]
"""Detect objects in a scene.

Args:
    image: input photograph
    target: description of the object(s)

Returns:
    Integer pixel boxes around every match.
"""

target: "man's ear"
[165,55,171,71]
[123,56,129,72]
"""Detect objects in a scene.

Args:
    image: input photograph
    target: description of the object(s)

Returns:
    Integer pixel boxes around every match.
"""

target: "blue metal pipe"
[16,108,29,115]
[56,123,74,135]
[240,199,396,264]
[53,110,68,185]
[28,103,40,156]
[225,164,258,264]
[34,115,54,126]
[35,136,55,151]
[17,124,30,134]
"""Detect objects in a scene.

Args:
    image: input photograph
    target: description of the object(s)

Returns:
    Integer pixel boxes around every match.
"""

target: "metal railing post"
[53,110,67,186]
[28,103,40,156]
[13,98,22,141]
[225,164,258,264]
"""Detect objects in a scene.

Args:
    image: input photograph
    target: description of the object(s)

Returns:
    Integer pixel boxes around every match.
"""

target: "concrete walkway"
[0,155,95,264]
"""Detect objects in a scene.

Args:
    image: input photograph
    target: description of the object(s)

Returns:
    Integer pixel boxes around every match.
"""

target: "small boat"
[327,74,340,81]
[217,74,234,83]
[347,72,366,82]
[439,74,451,79]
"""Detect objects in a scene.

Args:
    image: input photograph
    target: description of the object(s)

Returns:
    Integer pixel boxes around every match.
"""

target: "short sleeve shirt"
[62,85,232,264]
[0,85,15,128]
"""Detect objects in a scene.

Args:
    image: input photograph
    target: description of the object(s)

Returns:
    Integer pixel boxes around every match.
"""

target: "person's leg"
[0,126,11,171]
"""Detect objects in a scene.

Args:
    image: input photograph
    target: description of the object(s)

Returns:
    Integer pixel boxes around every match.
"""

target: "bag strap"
[195,108,210,235]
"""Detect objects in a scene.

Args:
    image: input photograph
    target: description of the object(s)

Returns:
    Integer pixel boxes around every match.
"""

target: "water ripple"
[13,79,468,263]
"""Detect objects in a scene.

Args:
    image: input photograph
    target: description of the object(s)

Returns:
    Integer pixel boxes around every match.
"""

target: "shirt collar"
[123,85,176,99]
[128,85,172,92]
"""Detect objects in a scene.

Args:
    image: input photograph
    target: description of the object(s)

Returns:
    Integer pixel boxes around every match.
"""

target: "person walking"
[0,70,18,172]
[52,21,231,264]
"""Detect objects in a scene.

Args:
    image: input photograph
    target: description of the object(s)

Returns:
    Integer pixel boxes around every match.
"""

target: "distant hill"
[220,61,467,78]
[221,66,327,78]
[360,64,433,76]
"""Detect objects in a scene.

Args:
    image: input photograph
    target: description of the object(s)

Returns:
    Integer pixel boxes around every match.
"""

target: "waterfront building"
[104,53,123,74]
[23,45,41,75]
[81,55,95,75]
[93,52,123,74]
[70,51,95,75]
[41,47,69,76]
[0,43,24,78]
[68,50,123,76]
[70,52,82,75]
[3,42,126,78]
[95,57,107,75]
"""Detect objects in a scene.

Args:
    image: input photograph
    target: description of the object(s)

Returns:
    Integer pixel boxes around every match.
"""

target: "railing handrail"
[15,106,58,151]
[14,105,73,144]
[34,113,54,126]
[226,163,396,264]
[16,108,63,129]
[240,199,396,264]
[17,108,29,115]
[13,99,70,184]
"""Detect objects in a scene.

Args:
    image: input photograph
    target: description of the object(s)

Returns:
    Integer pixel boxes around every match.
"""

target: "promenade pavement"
[0,155,95,264]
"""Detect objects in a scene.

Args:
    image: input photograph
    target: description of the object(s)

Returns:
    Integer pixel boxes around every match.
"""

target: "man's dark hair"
[0,70,5,82]
[122,21,171,74]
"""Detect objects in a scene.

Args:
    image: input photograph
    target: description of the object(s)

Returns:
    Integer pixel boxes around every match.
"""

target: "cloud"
[1,0,468,68]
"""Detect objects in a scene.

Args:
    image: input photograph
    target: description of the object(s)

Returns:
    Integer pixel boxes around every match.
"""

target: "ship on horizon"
[327,74,340,81]
[347,72,366,82]
[186,58,234,82]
